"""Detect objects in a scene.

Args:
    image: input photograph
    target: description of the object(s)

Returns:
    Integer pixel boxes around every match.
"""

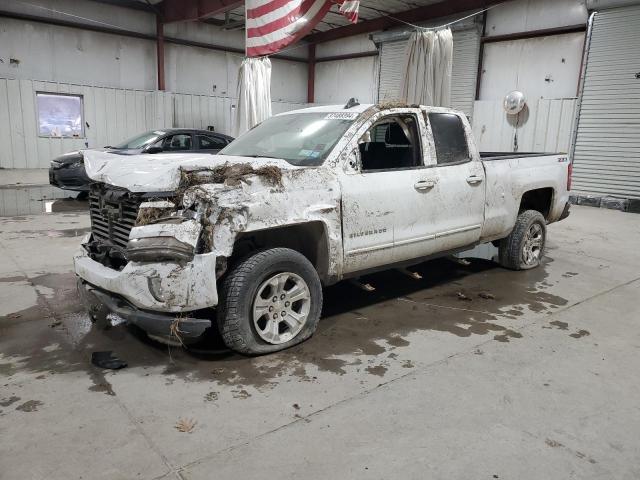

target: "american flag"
[246,0,360,57]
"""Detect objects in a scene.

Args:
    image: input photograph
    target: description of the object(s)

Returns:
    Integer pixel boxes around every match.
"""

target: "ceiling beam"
[305,0,507,44]
[162,0,243,23]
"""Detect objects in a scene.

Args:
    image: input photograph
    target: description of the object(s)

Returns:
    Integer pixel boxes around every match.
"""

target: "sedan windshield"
[220,113,357,166]
[113,131,166,149]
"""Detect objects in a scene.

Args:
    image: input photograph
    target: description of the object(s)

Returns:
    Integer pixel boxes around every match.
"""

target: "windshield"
[113,131,166,149]
[220,113,357,166]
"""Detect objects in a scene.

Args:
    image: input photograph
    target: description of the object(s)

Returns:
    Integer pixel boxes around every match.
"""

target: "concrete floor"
[1,203,639,480]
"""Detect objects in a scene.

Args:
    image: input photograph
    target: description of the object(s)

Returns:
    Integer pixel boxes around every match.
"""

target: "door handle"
[467,175,483,185]
[414,180,436,191]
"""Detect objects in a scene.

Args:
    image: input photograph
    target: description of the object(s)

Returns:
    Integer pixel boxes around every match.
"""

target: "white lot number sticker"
[325,112,359,120]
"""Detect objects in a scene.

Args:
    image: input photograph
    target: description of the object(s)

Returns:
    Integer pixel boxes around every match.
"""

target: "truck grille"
[89,190,141,250]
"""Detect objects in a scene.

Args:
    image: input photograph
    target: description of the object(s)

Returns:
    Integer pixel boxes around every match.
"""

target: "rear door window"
[197,135,227,150]
[158,133,193,151]
[428,113,469,165]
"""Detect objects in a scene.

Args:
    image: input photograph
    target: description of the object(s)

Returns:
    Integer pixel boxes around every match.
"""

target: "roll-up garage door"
[377,27,481,118]
[572,5,640,199]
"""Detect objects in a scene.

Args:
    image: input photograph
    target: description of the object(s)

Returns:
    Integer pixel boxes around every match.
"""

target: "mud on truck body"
[75,103,572,355]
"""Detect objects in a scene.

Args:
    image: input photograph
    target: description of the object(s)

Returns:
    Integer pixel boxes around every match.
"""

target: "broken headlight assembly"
[126,236,195,263]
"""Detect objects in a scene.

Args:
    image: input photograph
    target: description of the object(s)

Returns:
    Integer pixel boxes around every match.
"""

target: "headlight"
[50,160,63,169]
[126,236,195,262]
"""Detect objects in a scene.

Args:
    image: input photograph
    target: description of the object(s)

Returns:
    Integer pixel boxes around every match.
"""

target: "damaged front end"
[75,184,219,345]
[75,162,290,344]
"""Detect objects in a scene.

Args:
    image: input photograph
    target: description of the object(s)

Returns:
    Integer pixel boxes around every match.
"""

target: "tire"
[217,248,323,355]
[498,210,547,270]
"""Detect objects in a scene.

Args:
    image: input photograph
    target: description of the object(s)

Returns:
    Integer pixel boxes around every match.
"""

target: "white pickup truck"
[75,102,571,355]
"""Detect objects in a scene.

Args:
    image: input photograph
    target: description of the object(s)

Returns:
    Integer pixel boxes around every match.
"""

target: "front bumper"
[49,164,91,191]
[78,280,211,342]
[74,245,219,313]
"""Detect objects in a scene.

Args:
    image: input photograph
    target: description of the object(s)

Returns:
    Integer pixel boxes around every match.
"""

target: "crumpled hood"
[83,150,297,192]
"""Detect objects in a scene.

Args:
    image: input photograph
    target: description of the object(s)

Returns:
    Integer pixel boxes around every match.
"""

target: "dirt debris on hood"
[180,163,283,190]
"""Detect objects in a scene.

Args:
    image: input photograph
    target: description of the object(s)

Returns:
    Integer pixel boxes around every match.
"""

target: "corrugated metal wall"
[572,5,640,199]
[378,41,407,102]
[450,28,481,116]
[0,77,312,169]
[377,27,481,117]
[472,98,577,152]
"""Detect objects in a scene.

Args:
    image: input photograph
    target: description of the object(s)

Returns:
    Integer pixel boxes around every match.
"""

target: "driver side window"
[358,114,422,172]
[155,133,192,152]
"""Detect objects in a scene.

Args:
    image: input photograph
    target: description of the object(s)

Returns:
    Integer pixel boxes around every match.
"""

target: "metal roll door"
[572,5,640,199]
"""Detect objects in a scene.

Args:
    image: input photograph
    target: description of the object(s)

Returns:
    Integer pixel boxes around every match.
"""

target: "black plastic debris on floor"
[91,351,127,370]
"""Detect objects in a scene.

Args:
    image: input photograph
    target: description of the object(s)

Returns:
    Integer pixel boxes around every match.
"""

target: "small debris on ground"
[292,403,300,410]
[7,313,21,319]
[457,292,472,301]
[48,319,62,328]
[204,392,218,402]
[91,351,128,370]
[175,418,197,433]
[478,292,495,300]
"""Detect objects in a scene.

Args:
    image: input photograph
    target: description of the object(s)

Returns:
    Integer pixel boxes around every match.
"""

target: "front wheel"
[498,210,547,270]
[217,248,323,355]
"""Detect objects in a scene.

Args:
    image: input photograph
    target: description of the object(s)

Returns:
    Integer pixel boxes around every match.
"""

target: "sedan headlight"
[126,236,195,262]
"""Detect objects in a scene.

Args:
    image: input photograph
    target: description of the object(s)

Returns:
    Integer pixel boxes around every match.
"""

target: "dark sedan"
[49,129,234,193]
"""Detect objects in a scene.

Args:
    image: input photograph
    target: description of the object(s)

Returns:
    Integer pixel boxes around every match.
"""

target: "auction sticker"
[325,112,359,120]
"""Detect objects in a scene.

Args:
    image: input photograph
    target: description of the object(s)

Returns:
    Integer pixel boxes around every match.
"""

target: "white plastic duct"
[234,57,273,137]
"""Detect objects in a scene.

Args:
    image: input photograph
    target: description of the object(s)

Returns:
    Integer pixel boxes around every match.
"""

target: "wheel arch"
[519,187,555,220]
[230,222,332,284]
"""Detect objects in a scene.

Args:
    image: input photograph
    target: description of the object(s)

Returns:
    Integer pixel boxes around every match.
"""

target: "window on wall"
[36,93,84,138]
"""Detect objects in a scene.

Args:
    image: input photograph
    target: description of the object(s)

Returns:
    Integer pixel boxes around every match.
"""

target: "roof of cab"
[278,104,374,116]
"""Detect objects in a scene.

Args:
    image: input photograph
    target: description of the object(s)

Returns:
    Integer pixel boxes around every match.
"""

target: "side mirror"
[346,147,361,173]
[145,146,163,154]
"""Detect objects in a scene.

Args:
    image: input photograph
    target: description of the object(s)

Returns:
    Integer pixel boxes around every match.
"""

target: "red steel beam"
[306,0,506,44]
[162,0,243,23]
[156,15,166,90]
[307,44,316,103]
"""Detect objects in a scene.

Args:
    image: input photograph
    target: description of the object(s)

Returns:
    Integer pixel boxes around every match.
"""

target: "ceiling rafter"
[161,0,243,23]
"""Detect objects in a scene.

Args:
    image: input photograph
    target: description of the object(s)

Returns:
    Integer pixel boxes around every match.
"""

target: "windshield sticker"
[325,112,359,120]
[299,149,323,158]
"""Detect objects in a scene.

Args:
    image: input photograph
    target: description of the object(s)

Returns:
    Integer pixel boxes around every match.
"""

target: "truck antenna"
[344,98,360,109]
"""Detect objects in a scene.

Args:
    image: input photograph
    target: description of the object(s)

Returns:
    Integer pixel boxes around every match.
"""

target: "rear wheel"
[498,210,547,270]
[217,248,322,355]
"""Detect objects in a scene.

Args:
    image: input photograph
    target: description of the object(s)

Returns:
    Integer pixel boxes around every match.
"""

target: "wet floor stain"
[365,365,388,377]
[3,227,91,240]
[548,320,569,331]
[0,395,20,407]
[15,400,43,412]
[562,272,579,278]
[0,185,87,217]
[570,329,591,339]
[0,257,571,392]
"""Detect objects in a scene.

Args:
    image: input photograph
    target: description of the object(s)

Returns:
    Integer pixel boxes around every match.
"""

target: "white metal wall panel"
[472,98,577,152]
[572,5,640,199]
[0,77,315,169]
[377,28,480,117]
